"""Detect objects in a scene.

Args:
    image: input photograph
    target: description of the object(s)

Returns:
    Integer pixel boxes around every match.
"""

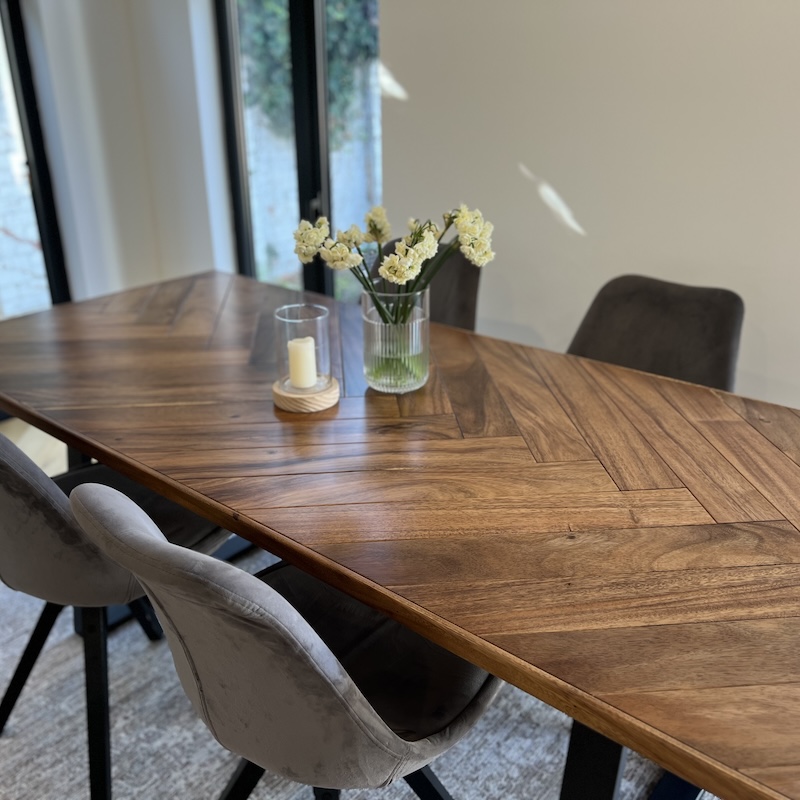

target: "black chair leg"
[127,597,163,641]
[81,606,112,800]
[0,601,64,735]
[313,789,341,800]
[219,758,265,800]
[649,771,703,800]
[404,765,454,800]
[75,599,164,640]
[560,721,627,800]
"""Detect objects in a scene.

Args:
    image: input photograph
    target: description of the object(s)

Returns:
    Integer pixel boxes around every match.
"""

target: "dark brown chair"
[567,274,744,391]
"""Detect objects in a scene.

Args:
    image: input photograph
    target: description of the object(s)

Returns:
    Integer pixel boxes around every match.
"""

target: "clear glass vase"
[361,285,430,393]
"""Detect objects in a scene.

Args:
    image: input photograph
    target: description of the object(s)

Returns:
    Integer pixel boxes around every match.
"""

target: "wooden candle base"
[272,378,340,413]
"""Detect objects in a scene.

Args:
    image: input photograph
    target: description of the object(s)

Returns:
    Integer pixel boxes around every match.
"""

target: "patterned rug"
[0,547,715,799]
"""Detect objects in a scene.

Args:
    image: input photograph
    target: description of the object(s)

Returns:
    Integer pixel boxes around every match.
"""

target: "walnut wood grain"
[390,563,800,635]
[396,358,454,418]
[136,436,536,478]
[314,521,800,586]
[528,349,684,490]
[44,395,401,429]
[659,380,800,530]
[490,617,800,695]
[430,325,519,438]
[240,489,713,544]
[721,391,800,464]
[473,335,595,462]
[2,272,800,800]
[601,684,800,771]
[103,415,464,450]
[337,298,367,396]
[187,460,617,509]
[583,360,782,523]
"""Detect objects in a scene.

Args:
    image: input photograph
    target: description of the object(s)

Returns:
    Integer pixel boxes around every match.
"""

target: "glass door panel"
[236,0,302,288]
[234,0,381,296]
[0,23,50,320]
[327,0,381,302]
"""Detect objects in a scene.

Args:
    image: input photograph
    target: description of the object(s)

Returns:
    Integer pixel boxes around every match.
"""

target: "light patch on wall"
[379,62,408,101]
[518,162,586,236]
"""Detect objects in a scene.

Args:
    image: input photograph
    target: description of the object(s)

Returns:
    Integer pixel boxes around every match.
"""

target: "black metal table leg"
[219,758,265,800]
[404,765,454,800]
[649,771,703,800]
[81,606,112,800]
[67,446,92,470]
[560,720,627,800]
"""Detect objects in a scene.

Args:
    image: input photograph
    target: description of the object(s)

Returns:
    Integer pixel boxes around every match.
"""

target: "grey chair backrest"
[0,433,137,607]
[373,241,481,331]
[567,274,744,391]
[0,432,235,800]
[70,483,501,790]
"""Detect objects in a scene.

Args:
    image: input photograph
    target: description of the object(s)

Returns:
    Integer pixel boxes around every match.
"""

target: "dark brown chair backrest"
[567,274,744,391]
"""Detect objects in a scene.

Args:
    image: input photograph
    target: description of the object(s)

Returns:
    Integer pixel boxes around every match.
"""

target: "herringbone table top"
[1,272,799,800]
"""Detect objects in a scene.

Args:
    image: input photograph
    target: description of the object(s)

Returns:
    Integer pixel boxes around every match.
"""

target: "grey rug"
[0,547,716,799]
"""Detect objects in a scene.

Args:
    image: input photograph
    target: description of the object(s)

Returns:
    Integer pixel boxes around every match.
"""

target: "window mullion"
[289,0,333,296]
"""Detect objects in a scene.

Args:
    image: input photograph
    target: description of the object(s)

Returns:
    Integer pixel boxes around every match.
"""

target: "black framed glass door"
[0,0,68,321]
[217,0,380,298]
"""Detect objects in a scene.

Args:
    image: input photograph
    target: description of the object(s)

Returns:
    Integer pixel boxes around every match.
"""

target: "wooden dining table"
[1,271,799,800]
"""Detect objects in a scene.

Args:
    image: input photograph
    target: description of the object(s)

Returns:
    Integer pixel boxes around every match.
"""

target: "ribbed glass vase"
[361,285,430,394]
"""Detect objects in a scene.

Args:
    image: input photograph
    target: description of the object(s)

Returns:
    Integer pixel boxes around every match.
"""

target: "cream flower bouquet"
[293,204,494,323]
[293,204,494,392]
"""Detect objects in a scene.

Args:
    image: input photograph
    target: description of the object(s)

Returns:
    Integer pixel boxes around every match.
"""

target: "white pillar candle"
[287,336,317,389]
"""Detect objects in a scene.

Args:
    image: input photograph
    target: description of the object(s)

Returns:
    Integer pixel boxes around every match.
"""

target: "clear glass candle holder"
[274,304,332,394]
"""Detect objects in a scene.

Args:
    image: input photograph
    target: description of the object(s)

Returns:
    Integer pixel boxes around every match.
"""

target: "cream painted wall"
[23,0,235,300]
[380,0,800,407]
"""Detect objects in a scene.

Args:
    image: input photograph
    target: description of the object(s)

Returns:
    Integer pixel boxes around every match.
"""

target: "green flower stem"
[437,218,455,242]
[355,229,459,326]
[351,251,393,324]
[408,238,460,295]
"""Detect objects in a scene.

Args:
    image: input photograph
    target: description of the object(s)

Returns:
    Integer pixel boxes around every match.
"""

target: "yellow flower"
[377,229,438,285]
[337,224,365,249]
[292,204,494,318]
[415,228,439,261]
[364,206,391,243]
[453,205,495,267]
[293,217,330,263]
[378,254,411,284]
[319,239,363,271]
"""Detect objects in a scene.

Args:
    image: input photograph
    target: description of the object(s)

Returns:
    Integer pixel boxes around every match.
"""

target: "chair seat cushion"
[54,464,229,553]
[259,562,491,742]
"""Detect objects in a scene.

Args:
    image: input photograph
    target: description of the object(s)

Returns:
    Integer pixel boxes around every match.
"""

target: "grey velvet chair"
[69,482,504,800]
[562,273,744,800]
[0,433,232,800]
[567,274,745,391]
[373,241,482,331]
